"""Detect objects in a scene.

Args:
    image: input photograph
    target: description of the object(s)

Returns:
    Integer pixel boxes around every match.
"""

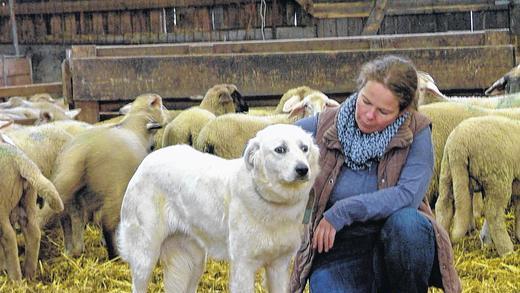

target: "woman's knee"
[380,208,433,245]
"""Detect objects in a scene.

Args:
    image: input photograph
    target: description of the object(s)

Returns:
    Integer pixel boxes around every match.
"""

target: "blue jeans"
[310,208,439,293]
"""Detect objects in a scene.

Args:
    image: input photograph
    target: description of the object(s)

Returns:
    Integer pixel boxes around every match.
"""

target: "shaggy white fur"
[117,124,320,293]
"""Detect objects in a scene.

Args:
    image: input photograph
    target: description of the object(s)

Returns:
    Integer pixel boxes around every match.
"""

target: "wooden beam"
[0,82,62,98]
[362,0,388,35]
[88,30,510,57]
[303,1,507,19]
[293,0,314,14]
[70,46,515,102]
[0,0,263,16]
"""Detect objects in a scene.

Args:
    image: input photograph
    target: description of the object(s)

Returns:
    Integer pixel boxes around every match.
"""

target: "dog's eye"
[300,145,308,152]
[274,146,286,154]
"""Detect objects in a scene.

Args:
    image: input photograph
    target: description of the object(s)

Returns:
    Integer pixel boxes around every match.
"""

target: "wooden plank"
[120,12,132,34]
[107,12,119,35]
[5,58,31,75]
[361,0,387,35]
[62,58,72,104]
[7,75,32,86]
[512,3,520,36]
[19,16,35,43]
[0,1,265,16]
[197,7,211,31]
[70,45,515,102]
[226,3,240,29]
[92,13,104,34]
[89,29,510,56]
[33,15,46,42]
[149,10,162,33]
[212,6,225,30]
[64,13,77,37]
[317,19,336,37]
[50,15,62,35]
[74,100,99,123]
[0,82,62,98]
[306,1,507,19]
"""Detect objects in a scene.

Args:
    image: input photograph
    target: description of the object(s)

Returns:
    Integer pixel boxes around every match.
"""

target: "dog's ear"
[243,137,260,170]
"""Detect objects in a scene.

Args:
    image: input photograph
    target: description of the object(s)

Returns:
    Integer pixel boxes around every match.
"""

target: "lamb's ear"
[149,94,163,109]
[65,108,81,119]
[485,76,507,96]
[282,95,302,112]
[119,102,132,114]
[288,102,306,119]
[326,98,340,107]
[243,137,260,170]
[219,92,233,104]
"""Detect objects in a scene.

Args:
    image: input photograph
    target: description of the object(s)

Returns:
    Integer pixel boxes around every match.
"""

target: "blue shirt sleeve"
[323,127,434,231]
[295,115,318,138]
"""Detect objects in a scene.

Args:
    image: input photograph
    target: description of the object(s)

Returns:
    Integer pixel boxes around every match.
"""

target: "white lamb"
[0,135,63,280]
[417,71,520,108]
[435,116,519,256]
[161,84,242,148]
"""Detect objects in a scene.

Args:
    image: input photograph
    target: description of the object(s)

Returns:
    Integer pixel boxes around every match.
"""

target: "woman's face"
[355,80,402,133]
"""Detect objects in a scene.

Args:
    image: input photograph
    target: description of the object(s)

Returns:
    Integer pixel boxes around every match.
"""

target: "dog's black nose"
[295,165,309,177]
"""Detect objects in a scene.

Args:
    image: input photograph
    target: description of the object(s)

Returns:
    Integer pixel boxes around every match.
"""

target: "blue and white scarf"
[337,94,409,170]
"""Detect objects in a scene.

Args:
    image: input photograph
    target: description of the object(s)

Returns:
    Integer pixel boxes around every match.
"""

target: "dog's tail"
[14,150,64,212]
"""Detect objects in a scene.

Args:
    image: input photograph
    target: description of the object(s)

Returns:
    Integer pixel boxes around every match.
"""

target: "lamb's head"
[199,84,236,116]
[0,96,26,109]
[127,93,167,132]
[416,71,447,106]
[283,91,339,119]
[244,124,320,205]
[485,64,520,96]
[224,83,249,113]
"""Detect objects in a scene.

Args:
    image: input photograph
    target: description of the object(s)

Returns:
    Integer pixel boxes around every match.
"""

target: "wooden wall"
[0,0,514,45]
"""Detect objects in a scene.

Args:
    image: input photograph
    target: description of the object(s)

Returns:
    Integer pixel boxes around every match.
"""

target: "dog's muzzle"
[295,164,309,180]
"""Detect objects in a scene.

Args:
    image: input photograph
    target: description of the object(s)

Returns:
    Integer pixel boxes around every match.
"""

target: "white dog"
[117,124,320,293]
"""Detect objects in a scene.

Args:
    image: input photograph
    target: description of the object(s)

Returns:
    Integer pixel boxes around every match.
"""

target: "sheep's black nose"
[295,165,309,177]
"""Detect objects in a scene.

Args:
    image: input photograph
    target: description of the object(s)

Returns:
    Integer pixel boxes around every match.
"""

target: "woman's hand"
[312,217,336,253]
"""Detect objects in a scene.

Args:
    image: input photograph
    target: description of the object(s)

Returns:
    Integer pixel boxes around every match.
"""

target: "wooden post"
[74,101,100,124]
[511,1,520,65]
[8,0,20,56]
[70,45,99,123]
[61,50,72,106]
[362,0,388,35]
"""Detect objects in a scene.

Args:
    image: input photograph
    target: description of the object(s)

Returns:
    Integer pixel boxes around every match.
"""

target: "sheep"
[0,96,80,121]
[37,93,166,259]
[419,102,520,206]
[485,64,520,96]
[5,124,73,179]
[435,116,520,256]
[194,103,310,159]
[161,84,246,148]
[0,137,63,280]
[274,86,339,115]
[47,120,93,136]
[0,94,67,110]
[417,71,520,108]
[161,107,216,147]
